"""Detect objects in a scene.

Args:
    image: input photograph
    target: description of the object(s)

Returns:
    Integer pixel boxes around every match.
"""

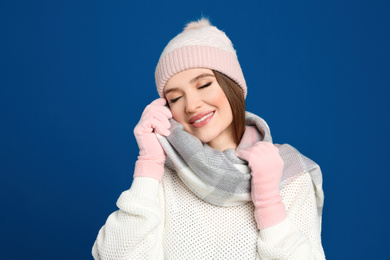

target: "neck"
[208,141,237,151]
[207,127,238,151]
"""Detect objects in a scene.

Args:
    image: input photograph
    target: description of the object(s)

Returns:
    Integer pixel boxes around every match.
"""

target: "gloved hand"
[133,98,172,181]
[236,141,287,229]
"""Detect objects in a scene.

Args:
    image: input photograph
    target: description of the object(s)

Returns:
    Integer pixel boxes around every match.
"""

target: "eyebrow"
[189,73,215,84]
[164,73,215,95]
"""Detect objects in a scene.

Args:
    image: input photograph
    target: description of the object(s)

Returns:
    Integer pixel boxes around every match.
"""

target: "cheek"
[210,90,232,114]
[170,105,185,124]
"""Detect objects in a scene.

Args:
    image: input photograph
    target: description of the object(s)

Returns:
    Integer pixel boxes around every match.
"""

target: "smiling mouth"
[193,112,214,124]
[189,111,215,128]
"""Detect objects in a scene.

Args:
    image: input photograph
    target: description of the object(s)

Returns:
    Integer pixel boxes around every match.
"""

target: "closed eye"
[199,82,212,89]
[169,96,182,103]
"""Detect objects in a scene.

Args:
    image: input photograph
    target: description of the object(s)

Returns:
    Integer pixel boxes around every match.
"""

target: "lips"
[189,111,214,123]
[189,111,215,128]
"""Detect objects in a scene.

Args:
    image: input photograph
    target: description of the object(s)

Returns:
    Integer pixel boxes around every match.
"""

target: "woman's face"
[164,68,237,151]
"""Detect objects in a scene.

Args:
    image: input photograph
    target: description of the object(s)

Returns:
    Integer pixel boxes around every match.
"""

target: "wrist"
[254,196,287,229]
[134,159,165,181]
[128,177,160,200]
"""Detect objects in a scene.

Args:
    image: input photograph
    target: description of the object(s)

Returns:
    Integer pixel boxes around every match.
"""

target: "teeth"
[194,112,214,123]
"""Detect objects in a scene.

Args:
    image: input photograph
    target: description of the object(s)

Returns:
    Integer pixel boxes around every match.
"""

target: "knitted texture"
[133,98,172,182]
[236,142,287,229]
[155,18,247,98]
[156,112,324,215]
[92,167,325,259]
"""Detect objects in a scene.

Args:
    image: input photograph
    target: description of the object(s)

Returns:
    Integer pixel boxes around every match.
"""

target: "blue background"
[1,0,389,259]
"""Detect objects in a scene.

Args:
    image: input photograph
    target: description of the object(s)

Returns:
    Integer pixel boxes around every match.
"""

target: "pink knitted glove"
[236,142,287,229]
[133,98,172,181]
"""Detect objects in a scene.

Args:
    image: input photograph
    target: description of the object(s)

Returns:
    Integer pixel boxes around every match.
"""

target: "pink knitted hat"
[155,18,247,98]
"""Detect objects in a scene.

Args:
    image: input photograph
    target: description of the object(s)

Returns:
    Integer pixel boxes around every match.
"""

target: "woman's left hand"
[236,141,287,229]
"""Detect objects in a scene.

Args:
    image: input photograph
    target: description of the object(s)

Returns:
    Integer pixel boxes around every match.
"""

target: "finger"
[151,111,172,129]
[263,142,279,153]
[143,103,172,119]
[235,149,252,161]
[255,141,271,147]
[150,97,166,106]
[137,108,172,132]
[141,100,157,115]
[160,106,173,119]
[255,141,275,153]
[153,112,171,132]
[142,98,166,113]
[146,116,171,135]
[152,120,171,136]
[155,127,171,136]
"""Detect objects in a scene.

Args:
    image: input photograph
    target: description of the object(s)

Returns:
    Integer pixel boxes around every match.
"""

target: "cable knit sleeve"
[256,172,325,259]
[92,177,165,260]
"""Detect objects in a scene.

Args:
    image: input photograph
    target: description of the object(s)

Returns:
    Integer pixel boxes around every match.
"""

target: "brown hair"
[212,70,246,145]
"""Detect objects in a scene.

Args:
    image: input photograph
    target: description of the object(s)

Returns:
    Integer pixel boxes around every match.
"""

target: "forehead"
[165,68,214,89]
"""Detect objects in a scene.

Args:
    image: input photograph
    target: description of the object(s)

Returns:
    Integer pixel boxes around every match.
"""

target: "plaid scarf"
[157,112,324,211]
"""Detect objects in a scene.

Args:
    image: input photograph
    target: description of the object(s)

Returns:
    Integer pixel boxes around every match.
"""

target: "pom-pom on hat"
[155,18,247,98]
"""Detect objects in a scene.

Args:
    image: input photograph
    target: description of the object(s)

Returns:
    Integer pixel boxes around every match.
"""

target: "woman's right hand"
[133,98,172,181]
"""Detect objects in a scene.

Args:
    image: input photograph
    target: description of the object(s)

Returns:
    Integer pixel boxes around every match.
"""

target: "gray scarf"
[157,111,323,213]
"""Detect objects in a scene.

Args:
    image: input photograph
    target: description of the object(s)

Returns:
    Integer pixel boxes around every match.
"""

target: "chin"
[184,123,233,146]
[183,128,214,143]
[198,136,215,144]
[193,132,220,144]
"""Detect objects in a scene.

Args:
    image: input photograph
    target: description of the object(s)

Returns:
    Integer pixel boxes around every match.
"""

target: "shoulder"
[276,144,320,172]
[276,143,322,185]
[276,143,324,212]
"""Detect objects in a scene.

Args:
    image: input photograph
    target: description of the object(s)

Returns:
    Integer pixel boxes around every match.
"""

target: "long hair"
[213,70,246,145]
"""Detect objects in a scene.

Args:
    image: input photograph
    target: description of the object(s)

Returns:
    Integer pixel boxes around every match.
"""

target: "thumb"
[150,97,167,106]
[235,149,251,162]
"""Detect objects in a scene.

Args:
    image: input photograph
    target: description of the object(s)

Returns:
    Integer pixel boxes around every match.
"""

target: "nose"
[185,93,202,113]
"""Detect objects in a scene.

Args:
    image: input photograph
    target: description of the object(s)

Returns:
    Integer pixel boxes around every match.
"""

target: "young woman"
[92,18,325,259]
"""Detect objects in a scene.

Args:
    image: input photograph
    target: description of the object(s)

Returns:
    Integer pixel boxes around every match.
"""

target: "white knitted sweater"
[92,166,325,259]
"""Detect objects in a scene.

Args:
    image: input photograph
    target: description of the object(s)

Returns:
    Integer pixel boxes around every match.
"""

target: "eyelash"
[169,82,212,103]
[199,82,212,89]
[170,97,181,103]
